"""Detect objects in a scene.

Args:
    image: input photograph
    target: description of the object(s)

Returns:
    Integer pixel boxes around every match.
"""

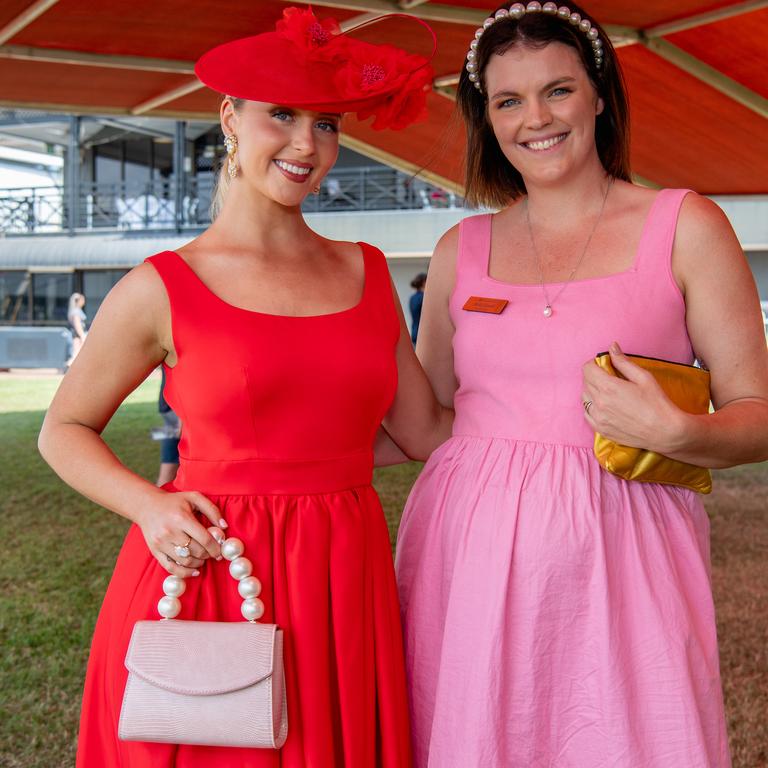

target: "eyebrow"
[489,76,576,101]
[269,105,342,119]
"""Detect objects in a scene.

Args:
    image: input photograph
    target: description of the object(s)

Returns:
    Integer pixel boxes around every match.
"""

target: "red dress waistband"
[172,451,374,496]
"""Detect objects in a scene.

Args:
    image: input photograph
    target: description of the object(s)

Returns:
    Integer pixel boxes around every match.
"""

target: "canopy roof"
[0,0,766,194]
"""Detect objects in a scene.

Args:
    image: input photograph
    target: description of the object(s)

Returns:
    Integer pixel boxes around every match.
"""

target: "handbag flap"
[594,353,710,414]
[125,620,278,695]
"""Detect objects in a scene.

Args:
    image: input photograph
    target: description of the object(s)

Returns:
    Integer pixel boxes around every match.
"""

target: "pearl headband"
[466,2,604,92]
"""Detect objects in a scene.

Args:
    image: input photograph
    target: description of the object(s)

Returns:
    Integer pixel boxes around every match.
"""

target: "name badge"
[462,296,508,314]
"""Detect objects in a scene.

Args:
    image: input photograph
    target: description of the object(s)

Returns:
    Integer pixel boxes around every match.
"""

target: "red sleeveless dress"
[76,246,412,767]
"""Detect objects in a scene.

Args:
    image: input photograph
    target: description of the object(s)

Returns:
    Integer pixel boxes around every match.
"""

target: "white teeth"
[275,160,311,175]
[525,134,566,151]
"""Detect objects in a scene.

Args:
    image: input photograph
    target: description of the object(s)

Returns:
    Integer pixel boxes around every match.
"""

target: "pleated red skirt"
[78,463,411,767]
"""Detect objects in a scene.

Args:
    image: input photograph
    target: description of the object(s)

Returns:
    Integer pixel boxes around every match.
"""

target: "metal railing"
[0,186,64,233]
[303,167,459,213]
[0,167,460,235]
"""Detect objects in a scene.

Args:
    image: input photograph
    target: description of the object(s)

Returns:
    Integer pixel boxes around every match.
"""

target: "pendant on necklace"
[543,305,553,318]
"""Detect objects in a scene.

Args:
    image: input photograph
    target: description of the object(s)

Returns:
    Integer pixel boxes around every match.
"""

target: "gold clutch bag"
[592,352,712,494]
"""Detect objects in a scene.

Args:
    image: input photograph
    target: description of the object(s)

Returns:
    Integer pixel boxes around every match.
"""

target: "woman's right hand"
[135,491,226,577]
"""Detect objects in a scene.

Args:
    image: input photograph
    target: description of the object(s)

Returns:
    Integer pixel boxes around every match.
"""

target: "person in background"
[156,367,180,486]
[409,272,427,344]
[66,292,87,366]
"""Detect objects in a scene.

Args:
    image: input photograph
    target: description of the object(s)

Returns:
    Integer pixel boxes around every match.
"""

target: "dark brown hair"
[457,2,631,208]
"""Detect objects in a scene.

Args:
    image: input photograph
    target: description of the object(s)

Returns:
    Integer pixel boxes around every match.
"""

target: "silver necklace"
[525,179,613,318]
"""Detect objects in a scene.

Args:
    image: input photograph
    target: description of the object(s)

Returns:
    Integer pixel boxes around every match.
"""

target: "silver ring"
[583,400,593,414]
[173,536,192,559]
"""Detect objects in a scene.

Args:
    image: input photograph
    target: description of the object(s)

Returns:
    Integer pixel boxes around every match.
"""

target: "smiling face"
[221,99,341,208]
[484,41,604,187]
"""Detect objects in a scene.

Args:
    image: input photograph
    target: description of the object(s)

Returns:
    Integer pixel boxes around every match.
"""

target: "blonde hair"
[210,97,245,220]
[67,293,84,315]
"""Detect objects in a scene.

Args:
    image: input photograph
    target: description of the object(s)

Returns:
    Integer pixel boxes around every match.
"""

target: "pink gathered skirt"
[396,435,730,768]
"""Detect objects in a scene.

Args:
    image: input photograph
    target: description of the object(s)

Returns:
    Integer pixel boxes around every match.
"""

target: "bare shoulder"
[675,192,738,248]
[430,219,462,271]
[675,192,736,246]
[436,219,461,253]
[673,192,742,273]
[313,236,369,265]
[90,261,171,352]
[103,261,168,318]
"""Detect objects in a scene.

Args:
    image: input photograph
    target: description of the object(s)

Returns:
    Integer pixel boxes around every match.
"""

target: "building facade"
[1,111,766,341]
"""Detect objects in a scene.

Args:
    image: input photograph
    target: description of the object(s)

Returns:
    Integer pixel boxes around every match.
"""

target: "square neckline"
[483,189,665,288]
[166,243,370,319]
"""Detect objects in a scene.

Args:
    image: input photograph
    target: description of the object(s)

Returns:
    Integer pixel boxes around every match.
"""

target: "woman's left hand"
[581,342,684,453]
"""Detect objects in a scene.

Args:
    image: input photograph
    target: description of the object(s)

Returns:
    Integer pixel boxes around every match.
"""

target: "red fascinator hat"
[195,7,436,131]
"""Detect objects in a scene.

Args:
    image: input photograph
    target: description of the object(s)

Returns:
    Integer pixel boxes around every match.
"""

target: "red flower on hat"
[360,63,433,130]
[335,41,433,130]
[276,7,341,51]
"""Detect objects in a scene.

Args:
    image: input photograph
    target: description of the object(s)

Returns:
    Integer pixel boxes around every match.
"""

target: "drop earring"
[224,134,239,179]
[312,185,320,195]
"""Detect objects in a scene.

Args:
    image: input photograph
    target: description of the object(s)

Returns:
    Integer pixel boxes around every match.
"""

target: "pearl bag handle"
[157,535,266,623]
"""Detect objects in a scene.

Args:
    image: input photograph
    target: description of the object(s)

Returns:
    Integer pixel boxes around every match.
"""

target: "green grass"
[0,376,765,767]
[0,377,157,768]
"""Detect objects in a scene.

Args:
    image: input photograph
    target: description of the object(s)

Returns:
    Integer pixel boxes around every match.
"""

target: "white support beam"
[0,98,133,116]
[278,0,487,26]
[131,80,204,116]
[0,97,218,120]
[632,174,661,189]
[0,0,60,46]
[340,133,463,195]
[433,85,456,101]
[0,44,195,73]
[642,37,768,120]
[283,0,395,12]
[340,12,385,31]
[645,0,768,38]
[434,74,459,88]
[605,25,641,47]
[279,1,646,32]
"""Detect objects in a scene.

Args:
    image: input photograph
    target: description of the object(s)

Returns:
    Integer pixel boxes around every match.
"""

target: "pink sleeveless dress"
[396,189,730,767]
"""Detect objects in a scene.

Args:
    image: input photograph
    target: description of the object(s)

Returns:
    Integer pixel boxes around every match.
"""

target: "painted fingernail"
[207,526,223,541]
[219,519,228,529]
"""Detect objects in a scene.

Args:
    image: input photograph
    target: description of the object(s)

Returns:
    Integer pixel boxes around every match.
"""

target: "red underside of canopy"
[0,0,765,194]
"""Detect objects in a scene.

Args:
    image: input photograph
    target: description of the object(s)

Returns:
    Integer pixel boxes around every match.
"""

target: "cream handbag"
[118,535,288,748]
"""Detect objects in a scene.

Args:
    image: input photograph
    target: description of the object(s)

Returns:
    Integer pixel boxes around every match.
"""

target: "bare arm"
[415,225,460,408]
[381,226,460,460]
[39,264,223,575]
[583,194,768,468]
[373,426,411,467]
[381,277,453,461]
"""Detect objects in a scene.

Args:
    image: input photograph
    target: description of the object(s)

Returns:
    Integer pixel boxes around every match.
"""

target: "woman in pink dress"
[395,3,768,766]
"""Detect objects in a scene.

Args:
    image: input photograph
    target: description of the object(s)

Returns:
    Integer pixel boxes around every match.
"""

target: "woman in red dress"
[38,8,447,766]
